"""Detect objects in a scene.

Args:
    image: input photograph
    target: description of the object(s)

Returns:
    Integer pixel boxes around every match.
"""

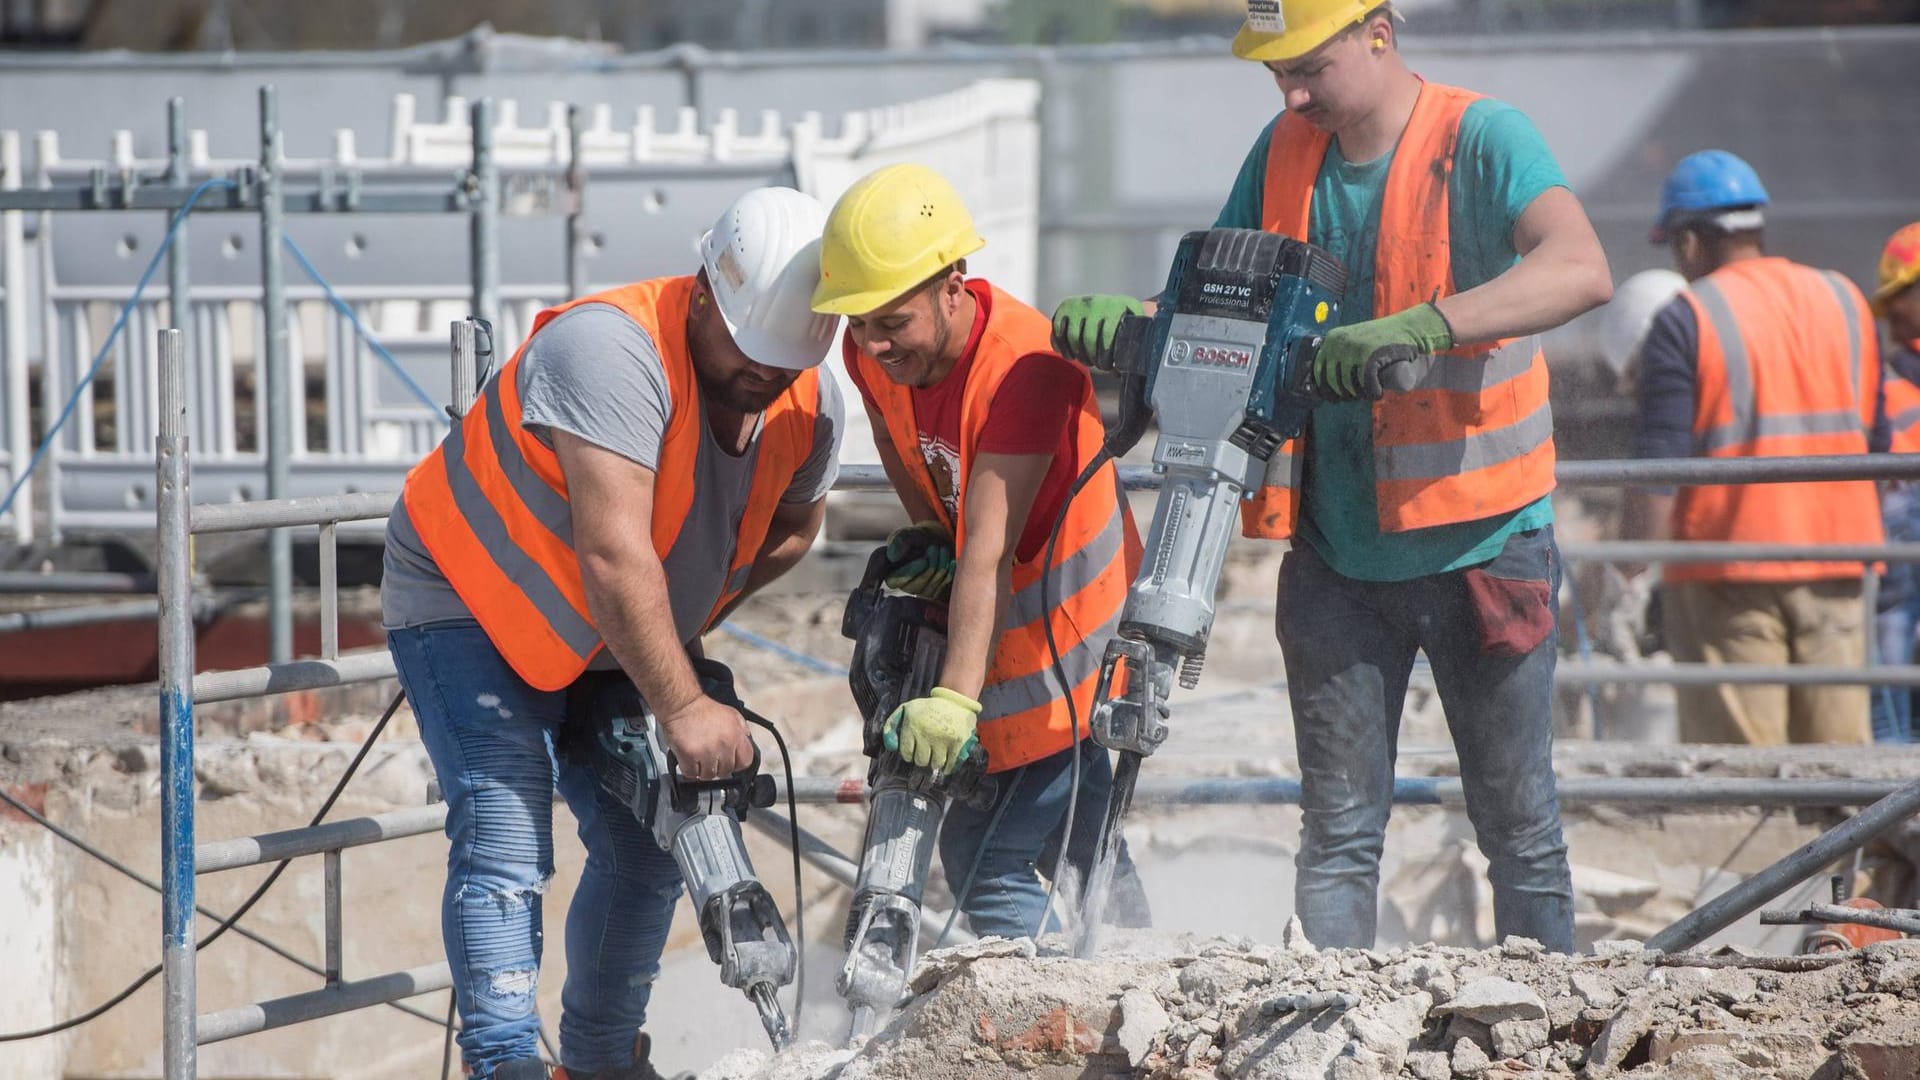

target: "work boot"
[491,1061,553,1080]
[552,1035,675,1080]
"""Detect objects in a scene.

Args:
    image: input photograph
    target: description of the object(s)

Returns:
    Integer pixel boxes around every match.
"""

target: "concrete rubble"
[700,932,1920,1080]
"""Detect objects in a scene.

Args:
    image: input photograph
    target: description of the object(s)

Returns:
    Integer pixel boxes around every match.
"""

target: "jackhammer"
[572,663,799,1050]
[1066,227,1423,958]
[836,545,994,1038]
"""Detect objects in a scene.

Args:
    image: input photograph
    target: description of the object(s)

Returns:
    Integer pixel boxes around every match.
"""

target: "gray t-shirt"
[381,302,843,648]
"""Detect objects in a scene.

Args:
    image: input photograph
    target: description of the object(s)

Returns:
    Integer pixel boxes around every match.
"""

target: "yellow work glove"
[882,687,982,775]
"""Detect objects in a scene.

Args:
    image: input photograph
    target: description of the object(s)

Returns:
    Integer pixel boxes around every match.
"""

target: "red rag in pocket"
[1461,567,1554,657]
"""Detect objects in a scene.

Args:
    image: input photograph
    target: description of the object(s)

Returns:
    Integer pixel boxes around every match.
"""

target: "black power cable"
[0,689,409,1043]
[1036,447,1117,937]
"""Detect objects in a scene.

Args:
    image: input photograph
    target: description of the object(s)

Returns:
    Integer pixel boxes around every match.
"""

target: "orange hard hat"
[1874,222,1920,315]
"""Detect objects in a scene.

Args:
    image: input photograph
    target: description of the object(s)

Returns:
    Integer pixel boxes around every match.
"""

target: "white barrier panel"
[0,80,1043,537]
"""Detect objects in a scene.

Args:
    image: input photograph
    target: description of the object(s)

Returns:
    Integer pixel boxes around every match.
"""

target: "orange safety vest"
[1888,345,1920,454]
[851,283,1143,772]
[1239,81,1556,540]
[1667,257,1882,584]
[402,277,822,690]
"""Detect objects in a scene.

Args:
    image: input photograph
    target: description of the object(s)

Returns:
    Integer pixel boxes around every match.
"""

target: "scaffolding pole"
[157,327,196,1080]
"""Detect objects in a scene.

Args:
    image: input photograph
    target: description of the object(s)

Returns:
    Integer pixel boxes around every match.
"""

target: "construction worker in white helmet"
[812,163,1152,937]
[382,187,845,1080]
[1051,0,1613,953]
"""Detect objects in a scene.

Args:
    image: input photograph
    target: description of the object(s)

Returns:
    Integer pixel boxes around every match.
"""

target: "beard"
[696,364,794,413]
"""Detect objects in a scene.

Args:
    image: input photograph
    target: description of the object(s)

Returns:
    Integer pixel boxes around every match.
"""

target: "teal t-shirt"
[1214,98,1562,582]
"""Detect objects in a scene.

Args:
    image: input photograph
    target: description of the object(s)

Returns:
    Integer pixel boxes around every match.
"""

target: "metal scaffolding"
[140,318,1920,1075]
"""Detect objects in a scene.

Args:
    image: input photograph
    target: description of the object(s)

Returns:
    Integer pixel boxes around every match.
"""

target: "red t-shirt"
[845,280,1085,562]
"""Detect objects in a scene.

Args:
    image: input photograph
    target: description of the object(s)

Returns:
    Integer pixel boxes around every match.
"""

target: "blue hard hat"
[1652,150,1770,242]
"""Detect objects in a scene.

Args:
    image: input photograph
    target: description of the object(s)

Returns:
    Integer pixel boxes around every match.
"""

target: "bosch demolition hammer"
[835,544,994,1038]
[1066,227,1423,958]
[571,663,799,1049]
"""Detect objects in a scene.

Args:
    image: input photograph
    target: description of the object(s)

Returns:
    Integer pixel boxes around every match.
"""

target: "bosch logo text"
[1189,343,1252,369]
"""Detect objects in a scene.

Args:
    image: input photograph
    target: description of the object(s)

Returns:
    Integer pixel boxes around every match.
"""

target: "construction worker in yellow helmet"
[1051,0,1613,953]
[813,162,1152,938]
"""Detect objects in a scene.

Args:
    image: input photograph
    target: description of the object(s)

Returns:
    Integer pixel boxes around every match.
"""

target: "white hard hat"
[700,187,841,371]
[1601,269,1689,379]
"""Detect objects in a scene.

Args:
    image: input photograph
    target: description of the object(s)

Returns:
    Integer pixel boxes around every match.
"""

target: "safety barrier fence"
[143,315,1920,1076]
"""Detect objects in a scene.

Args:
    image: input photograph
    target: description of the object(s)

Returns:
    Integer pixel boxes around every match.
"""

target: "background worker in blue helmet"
[1623,149,1890,746]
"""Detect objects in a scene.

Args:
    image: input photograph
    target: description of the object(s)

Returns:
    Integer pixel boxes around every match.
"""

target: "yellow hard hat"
[1874,222,1920,315]
[811,163,986,317]
[1231,0,1378,63]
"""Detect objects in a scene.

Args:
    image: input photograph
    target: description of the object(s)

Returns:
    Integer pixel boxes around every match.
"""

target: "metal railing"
[147,310,1920,1075]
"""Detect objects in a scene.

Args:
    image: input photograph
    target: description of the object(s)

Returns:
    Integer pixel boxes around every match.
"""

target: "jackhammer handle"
[1105,314,1154,376]
[1365,344,1424,399]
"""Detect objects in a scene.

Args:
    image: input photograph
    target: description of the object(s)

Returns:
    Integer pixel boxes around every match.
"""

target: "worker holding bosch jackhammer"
[811,163,1152,938]
[381,187,844,1080]
[1622,151,1886,747]
[1052,0,1611,952]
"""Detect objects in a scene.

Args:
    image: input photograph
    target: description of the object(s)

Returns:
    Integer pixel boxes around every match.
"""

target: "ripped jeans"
[389,622,682,1079]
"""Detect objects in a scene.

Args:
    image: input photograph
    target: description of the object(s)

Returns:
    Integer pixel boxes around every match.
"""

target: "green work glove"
[883,521,956,600]
[1312,302,1454,401]
[882,687,982,775]
[1051,294,1144,369]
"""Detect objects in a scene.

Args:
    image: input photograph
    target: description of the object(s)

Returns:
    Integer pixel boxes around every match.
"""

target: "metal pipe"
[191,649,396,704]
[191,490,394,533]
[1646,775,1920,954]
[776,775,1913,809]
[195,962,452,1045]
[565,103,585,301]
[1556,454,1920,487]
[323,849,343,985]
[166,98,191,407]
[1760,903,1920,936]
[1,131,30,544]
[258,85,293,664]
[0,570,157,593]
[156,327,197,1080]
[0,597,162,632]
[1555,662,1920,689]
[195,803,447,873]
[318,521,337,659]
[1559,541,1920,564]
[468,98,499,339]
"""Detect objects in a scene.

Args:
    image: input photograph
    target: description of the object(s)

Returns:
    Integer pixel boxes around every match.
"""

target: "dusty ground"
[700,932,1920,1080]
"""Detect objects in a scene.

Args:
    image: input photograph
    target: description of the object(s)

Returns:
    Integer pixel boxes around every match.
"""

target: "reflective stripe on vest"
[850,281,1143,773]
[1238,80,1556,541]
[401,277,820,690]
[1668,257,1883,585]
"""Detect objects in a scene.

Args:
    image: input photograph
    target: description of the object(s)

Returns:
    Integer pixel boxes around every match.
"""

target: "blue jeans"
[938,737,1151,939]
[1873,484,1920,743]
[389,623,681,1078]
[1275,527,1573,952]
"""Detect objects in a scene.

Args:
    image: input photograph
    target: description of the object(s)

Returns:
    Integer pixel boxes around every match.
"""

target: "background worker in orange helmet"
[1624,152,1890,749]
[1868,222,1920,743]
[813,163,1151,938]
[1053,0,1611,954]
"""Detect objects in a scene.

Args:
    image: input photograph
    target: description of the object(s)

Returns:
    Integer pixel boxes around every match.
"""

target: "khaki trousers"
[1662,578,1872,745]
